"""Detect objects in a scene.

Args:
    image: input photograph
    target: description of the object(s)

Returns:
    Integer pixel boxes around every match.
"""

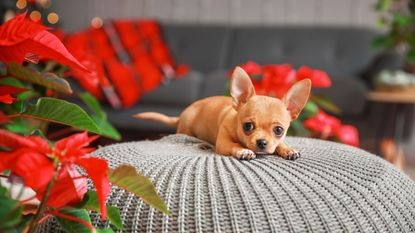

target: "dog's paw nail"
[236,149,256,160]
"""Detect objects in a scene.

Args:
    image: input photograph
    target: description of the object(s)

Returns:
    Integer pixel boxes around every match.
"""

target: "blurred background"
[54,0,378,30]
[1,0,414,178]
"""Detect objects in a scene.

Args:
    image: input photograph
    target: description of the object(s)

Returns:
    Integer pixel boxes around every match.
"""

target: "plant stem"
[27,160,59,233]
[15,183,25,201]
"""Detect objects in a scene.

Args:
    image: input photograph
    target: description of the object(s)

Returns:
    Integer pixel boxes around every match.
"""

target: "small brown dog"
[135,66,311,160]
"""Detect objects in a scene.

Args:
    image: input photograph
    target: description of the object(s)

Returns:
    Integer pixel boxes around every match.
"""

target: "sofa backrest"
[162,24,231,74]
[163,24,380,76]
[228,27,380,76]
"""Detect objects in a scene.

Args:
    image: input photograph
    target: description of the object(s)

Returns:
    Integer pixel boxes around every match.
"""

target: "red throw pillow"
[64,19,189,108]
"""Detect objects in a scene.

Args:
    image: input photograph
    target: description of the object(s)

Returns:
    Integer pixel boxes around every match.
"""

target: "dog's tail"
[133,112,179,127]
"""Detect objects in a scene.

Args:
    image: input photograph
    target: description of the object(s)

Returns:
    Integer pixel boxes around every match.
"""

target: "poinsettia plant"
[231,61,360,147]
[0,13,168,233]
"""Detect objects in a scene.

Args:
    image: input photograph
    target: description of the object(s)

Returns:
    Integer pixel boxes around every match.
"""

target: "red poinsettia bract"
[231,61,332,98]
[296,66,331,88]
[304,110,360,147]
[0,85,29,104]
[0,13,88,72]
[0,131,110,220]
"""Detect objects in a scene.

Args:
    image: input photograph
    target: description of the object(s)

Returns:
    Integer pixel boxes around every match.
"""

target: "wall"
[55,0,379,32]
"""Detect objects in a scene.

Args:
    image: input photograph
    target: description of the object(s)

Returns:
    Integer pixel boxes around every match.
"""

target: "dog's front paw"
[276,147,301,160]
[235,149,256,160]
[285,149,301,160]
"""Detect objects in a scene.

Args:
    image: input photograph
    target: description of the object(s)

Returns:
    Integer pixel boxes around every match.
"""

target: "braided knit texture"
[38,135,415,232]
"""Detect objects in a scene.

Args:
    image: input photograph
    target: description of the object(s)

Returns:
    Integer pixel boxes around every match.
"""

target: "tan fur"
[135,66,311,160]
[133,112,179,127]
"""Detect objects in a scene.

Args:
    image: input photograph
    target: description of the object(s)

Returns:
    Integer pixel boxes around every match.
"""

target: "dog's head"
[230,66,311,154]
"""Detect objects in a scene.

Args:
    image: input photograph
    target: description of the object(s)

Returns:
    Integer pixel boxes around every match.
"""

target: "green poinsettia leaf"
[22,97,101,134]
[0,194,23,230]
[79,93,105,119]
[311,95,341,114]
[95,228,115,233]
[300,101,319,119]
[79,93,121,141]
[288,119,310,137]
[7,62,72,94]
[91,116,121,141]
[78,191,123,230]
[55,209,93,233]
[109,165,170,216]
[0,77,26,88]
[5,117,38,135]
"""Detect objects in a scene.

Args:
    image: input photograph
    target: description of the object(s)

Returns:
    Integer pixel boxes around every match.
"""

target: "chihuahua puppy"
[135,67,311,160]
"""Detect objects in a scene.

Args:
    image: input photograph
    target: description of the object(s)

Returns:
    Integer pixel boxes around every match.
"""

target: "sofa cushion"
[103,104,180,131]
[162,24,231,74]
[200,70,229,98]
[229,27,379,76]
[140,70,204,106]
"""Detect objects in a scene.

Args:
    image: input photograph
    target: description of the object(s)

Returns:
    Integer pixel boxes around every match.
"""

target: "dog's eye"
[273,126,284,136]
[243,122,254,132]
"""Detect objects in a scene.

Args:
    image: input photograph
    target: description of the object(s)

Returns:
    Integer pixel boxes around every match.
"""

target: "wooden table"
[367,91,415,104]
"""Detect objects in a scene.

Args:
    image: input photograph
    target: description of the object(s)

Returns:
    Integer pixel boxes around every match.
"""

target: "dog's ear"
[230,66,256,110]
[282,79,311,120]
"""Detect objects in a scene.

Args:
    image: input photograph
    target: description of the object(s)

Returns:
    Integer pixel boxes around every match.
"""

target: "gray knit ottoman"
[40,135,415,232]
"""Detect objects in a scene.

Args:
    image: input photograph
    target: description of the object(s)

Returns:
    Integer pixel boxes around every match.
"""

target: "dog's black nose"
[256,139,267,150]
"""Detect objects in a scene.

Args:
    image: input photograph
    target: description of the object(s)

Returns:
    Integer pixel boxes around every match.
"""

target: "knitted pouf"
[38,135,415,232]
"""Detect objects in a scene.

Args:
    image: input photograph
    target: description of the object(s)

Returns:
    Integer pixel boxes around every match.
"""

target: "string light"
[47,12,59,24]
[16,0,27,9]
[29,10,41,22]
[38,0,52,8]
[91,17,103,28]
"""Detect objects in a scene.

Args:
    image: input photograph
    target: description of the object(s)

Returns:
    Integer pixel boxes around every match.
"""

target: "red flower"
[0,148,55,190]
[54,132,98,161]
[0,129,37,150]
[335,125,360,147]
[304,110,341,137]
[304,110,360,147]
[262,64,295,98]
[53,132,110,220]
[0,111,9,124]
[0,131,55,190]
[0,13,88,72]
[0,130,110,220]
[38,165,88,208]
[239,61,263,76]
[296,66,331,88]
[0,85,29,104]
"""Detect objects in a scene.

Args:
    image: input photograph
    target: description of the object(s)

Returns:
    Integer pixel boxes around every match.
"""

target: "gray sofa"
[102,25,387,133]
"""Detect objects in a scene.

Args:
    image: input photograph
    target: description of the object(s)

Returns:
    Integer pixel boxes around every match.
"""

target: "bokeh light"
[47,12,59,24]
[16,0,27,9]
[91,17,103,28]
[29,10,41,22]
[38,0,52,8]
